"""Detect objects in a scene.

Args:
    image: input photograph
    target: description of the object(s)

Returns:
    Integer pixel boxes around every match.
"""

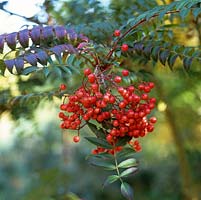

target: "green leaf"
[85,137,113,149]
[179,9,189,20]
[0,59,6,75]
[21,66,38,75]
[43,67,50,77]
[88,157,116,170]
[103,175,119,187]
[183,57,193,71]
[151,46,160,62]
[115,136,131,146]
[87,122,106,139]
[159,50,170,66]
[192,8,201,20]
[120,167,138,178]
[121,182,134,200]
[117,147,136,159]
[167,54,178,70]
[118,158,138,168]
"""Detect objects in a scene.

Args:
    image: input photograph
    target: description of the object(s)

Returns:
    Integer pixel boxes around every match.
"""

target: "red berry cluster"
[59,67,157,154]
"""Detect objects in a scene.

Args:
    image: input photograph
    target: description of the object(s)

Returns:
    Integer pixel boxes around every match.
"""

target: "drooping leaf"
[6,32,17,50]
[103,175,119,187]
[85,137,113,149]
[54,26,67,40]
[24,54,38,66]
[159,50,170,66]
[117,148,136,159]
[118,158,138,168]
[121,182,134,200]
[35,51,48,65]
[30,26,41,45]
[18,29,29,48]
[42,26,54,41]
[0,34,5,53]
[167,54,178,70]
[4,59,15,74]
[183,57,193,71]
[14,58,24,74]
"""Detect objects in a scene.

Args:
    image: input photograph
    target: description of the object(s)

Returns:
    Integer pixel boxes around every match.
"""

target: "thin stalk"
[114,151,123,183]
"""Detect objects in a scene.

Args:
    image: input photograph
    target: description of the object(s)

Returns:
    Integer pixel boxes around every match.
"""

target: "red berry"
[114,76,122,83]
[84,68,92,76]
[150,116,157,123]
[122,69,129,76]
[88,73,96,83]
[114,29,121,37]
[149,82,155,89]
[60,84,66,90]
[73,135,80,143]
[121,44,128,52]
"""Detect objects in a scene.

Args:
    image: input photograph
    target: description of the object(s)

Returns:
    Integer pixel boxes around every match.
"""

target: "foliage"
[0,0,201,199]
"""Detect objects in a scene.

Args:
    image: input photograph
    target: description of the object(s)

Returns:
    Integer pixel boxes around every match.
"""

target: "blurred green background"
[0,0,201,200]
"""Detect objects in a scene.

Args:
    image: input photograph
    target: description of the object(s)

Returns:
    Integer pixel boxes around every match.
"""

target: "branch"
[106,10,180,60]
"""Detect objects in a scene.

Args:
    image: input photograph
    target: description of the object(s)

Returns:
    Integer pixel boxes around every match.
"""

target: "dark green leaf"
[87,122,106,139]
[167,54,178,70]
[0,59,6,75]
[117,148,136,159]
[179,9,189,20]
[43,67,50,77]
[151,46,160,62]
[183,57,193,71]
[159,50,170,66]
[192,8,201,20]
[118,158,138,168]
[21,66,38,75]
[116,136,131,146]
[120,167,138,178]
[121,182,134,200]
[103,175,119,187]
[88,157,116,170]
[85,137,113,149]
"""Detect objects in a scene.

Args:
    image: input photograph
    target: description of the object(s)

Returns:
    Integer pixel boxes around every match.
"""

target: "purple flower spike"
[0,34,5,53]
[6,32,17,50]
[36,51,48,65]
[54,26,67,40]
[18,29,29,48]
[24,54,38,66]
[14,58,24,74]
[4,59,15,73]
[42,26,54,40]
[30,26,41,45]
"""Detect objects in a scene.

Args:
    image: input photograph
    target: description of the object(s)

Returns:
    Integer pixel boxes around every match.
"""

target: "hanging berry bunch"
[58,29,157,200]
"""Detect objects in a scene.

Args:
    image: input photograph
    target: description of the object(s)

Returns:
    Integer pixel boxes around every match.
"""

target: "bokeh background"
[0,0,201,200]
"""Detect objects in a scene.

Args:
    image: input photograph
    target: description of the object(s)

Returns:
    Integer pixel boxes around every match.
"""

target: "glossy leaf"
[118,158,138,168]
[85,137,113,149]
[121,182,134,200]
[120,167,138,178]
[103,175,119,187]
